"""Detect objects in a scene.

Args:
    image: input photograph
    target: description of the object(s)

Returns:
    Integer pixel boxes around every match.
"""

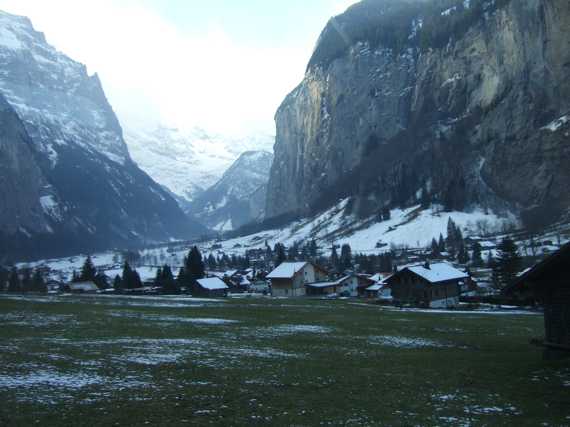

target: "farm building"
[386,262,470,308]
[305,275,359,297]
[267,262,328,297]
[506,244,570,351]
[194,278,229,298]
[65,281,99,293]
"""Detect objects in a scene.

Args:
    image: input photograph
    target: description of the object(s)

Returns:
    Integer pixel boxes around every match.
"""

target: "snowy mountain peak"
[0,10,129,165]
[125,125,274,202]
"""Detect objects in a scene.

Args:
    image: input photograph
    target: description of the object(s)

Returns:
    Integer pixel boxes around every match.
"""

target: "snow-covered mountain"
[0,10,206,261]
[189,151,274,232]
[125,126,274,203]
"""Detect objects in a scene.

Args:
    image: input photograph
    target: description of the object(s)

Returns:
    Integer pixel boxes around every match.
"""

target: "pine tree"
[80,256,97,282]
[330,245,340,273]
[438,234,446,253]
[8,268,21,293]
[431,238,440,257]
[274,244,287,267]
[32,269,47,293]
[493,238,522,290]
[471,242,484,267]
[161,265,179,294]
[185,247,205,284]
[340,244,353,271]
[113,275,123,291]
[21,269,32,293]
[457,243,469,264]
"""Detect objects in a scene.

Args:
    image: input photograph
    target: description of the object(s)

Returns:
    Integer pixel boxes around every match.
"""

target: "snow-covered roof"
[266,262,308,279]
[69,282,98,291]
[196,278,228,291]
[366,284,383,291]
[306,275,351,289]
[406,263,469,284]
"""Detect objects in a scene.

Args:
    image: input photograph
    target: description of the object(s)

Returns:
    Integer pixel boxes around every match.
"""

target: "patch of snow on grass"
[369,335,451,349]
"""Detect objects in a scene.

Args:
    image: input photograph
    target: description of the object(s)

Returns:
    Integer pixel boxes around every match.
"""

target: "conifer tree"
[113,275,123,291]
[340,244,353,271]
[21,269,32,293]
[80,256,97,282]
[274,244,287,267]
[431,238,440,257]
[185,247,205,284]
[330,245,340,273]
[161,265,179,294]
[471,242,484,267]
[8,268,21,293]
[493,238,522,290]
[32,269,47,293]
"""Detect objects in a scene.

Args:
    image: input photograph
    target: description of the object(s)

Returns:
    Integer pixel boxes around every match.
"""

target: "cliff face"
[266,0,570,226]
[0,11,205,260]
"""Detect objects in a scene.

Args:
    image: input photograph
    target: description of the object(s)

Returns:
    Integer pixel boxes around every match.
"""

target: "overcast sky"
[0,0,355,135]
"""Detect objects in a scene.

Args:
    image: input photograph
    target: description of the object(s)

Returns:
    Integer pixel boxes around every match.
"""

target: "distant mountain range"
[125,126,274,204]
[0,10,206,260]
[188,151,274,232]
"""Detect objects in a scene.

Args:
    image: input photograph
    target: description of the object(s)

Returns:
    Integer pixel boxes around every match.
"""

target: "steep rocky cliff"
[0,11,205,260]
[266,0,570,228]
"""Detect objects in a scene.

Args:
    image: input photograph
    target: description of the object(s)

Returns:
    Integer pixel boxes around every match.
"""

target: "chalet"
[194,277,229,298]
[505,244,570,351]
[267,262,328,297]
[365,274,393,300]
[305,275,359,297]
[386,263,470,308]
[356,274,377,297]
[65,281,99,294]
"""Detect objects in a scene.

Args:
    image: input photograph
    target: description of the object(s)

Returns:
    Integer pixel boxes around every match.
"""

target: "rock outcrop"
[266,0,570,228]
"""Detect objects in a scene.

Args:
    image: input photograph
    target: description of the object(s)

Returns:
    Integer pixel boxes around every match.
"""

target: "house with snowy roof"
[386,262,470,308]
[267,262,328,297]
[194,277,229,298]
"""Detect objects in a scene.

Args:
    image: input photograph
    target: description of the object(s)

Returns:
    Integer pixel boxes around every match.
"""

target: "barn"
[506,244,570,351]
[194,278,229,298]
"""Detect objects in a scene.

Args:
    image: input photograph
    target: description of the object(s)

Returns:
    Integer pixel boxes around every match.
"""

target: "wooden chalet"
[386,262,470,308]
[267,262,328,297]
[194,277,229,298]
[505,244,570,351]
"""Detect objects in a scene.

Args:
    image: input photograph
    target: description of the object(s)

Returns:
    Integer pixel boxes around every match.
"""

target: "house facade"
[194,278,229,298]
[506,244,570,350]
[386,263,469,308]
[268,262,328,297]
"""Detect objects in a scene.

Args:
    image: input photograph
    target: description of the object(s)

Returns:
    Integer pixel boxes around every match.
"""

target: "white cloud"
[0,0,352,135]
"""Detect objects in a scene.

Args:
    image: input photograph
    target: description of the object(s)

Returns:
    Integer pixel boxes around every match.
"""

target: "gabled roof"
[306,275,352,289]
[405,263,469,284]
[69,282,98,291]
[196,277,229,291]
[267,262,308,279]
[505,243,570,294]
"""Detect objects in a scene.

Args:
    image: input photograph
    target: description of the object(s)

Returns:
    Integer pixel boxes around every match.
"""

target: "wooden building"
[267,262,328,297]
[305,275,358,297]
[386,263,469,308]
[194,277,229,298]
[506,244,570,350]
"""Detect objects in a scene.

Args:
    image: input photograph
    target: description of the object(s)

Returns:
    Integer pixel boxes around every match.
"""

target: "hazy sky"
[0,0,356,135]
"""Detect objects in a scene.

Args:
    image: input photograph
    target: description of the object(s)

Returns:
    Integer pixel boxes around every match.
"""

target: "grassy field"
[0,294,568,426]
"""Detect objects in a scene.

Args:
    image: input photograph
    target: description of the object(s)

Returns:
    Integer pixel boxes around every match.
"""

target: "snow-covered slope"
[125,126,274,202]
[0,10,205,261]
[216,203,519,255]
[189,151,274,231]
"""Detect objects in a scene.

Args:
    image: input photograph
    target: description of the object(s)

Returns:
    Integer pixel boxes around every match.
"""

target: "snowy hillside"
[189,151,274,231]
[125,126,274,202]
[217,203,520,255]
